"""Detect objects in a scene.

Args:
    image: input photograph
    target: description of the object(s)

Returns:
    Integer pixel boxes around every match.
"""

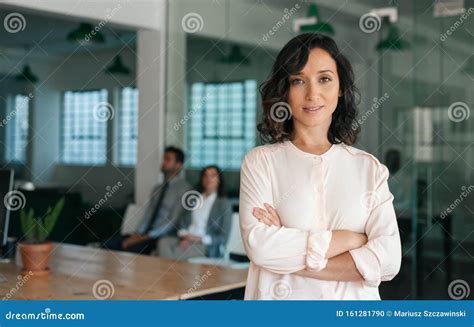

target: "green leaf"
[42,197,65,241]
[20,208,35,242]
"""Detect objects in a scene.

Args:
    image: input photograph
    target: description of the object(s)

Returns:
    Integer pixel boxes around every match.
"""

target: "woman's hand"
[184,234,202,242]
[179,238,191,251]
[252,203,281,227]
[326,230,368,258]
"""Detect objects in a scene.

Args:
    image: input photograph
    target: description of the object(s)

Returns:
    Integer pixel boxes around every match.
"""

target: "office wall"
[166,1,383,197]
[0,0,164,31]
[1,0,167,211]
[0,48,137,207]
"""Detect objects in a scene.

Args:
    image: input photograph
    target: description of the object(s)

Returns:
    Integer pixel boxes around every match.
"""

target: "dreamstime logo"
[440,185,473,219]
[440,7,473,41]
[174,93,209,131]
[360,191,380,210]
[4,13,26,33]
[83,3,123,43]
[92,279,115,300]
[274,184,297,210]
[270,102,292,122]
[181,13,204,33]
[262,4,300,42]
[2,271,33,300]
[181,190,203,211]
[359,13,381,33]
[447,102,470,122]
[93,102,115,122]
[448,279,470,300]
[186,270,212,295]
[270,280,292,300]
[4,191,26,211]
[84,182,123,220]
[352,92,390,131]
[0,92,34,128]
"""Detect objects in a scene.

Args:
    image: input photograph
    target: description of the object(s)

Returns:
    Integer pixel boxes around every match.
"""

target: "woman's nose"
[305,81,321,101]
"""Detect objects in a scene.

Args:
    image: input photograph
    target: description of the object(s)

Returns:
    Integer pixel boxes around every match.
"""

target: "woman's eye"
[290,79,303,85]
[320,77,331,83]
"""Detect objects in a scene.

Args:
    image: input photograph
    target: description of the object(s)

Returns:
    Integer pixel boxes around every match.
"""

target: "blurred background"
[0,0,472,299]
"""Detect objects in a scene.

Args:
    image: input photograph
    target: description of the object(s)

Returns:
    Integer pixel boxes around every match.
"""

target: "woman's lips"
[303,105,324,113]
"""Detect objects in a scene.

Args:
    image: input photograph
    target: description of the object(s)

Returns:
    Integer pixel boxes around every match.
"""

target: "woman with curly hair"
[239,33,401,300]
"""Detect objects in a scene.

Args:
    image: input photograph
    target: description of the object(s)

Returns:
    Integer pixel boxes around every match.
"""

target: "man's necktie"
[144,181,170,233]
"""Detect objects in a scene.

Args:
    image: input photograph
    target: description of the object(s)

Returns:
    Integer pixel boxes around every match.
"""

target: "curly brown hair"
[257,33,360,145]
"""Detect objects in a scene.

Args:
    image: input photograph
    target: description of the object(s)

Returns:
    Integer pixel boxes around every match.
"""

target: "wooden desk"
[0,243,247,300]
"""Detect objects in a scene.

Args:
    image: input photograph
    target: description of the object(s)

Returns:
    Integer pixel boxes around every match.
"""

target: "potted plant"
[18,197,65,276]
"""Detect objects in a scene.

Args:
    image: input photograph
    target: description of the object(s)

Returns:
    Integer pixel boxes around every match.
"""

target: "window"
[115,87,138,166]
[5,94,30,163]
[61,89,108,165]
[188,80,257,170]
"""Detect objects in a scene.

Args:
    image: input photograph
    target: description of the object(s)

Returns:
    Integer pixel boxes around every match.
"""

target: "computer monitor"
[0,169,14,247]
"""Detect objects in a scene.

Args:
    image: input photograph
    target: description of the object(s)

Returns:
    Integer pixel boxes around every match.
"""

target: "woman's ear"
[339,90,343,97]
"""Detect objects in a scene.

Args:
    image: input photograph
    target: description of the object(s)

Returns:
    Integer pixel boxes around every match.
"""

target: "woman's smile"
[302,105,324,113]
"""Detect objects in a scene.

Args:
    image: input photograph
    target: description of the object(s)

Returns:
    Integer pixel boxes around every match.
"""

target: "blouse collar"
[285,140,338,160]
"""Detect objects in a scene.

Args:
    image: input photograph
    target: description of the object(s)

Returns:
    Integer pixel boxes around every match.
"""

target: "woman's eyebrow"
[318,69,335,74]
[290,69,335,76]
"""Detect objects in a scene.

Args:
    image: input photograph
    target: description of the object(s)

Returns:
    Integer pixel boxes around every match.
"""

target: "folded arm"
[295,164,402,286]
[253,204,365,281]
[294,252,363,281]
[239,149,366,275]
[348,164,402,287]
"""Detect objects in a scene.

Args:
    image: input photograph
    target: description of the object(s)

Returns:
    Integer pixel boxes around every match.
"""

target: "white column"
[135,28,167,206]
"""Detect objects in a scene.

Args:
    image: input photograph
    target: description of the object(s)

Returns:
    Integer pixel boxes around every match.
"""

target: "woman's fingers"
[253,206,280,227]
[252,207,273,226]
[264,203,282,227]
[255,208,272,226]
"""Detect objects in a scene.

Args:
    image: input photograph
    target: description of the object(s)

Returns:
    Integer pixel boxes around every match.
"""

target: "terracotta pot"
[18,241,53,276]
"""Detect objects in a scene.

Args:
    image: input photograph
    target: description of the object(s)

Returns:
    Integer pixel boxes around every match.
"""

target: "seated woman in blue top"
[158,165,233,260]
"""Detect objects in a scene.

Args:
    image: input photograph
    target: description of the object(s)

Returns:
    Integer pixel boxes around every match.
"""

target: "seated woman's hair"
[196,165,226,197]
[257,33,360,145]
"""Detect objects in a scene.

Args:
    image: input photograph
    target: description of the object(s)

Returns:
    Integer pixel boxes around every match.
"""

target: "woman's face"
[202,168,220,194]
[287,47,340,132]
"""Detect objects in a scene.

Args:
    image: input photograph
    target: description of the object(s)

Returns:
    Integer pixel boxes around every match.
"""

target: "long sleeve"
[349,163,402,287]
[239,148,332,275]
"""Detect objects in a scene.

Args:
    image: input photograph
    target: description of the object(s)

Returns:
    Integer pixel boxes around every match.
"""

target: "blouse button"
[313,156,323,164]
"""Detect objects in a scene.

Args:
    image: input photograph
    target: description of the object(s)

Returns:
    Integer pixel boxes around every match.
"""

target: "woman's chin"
[294,117,330,129]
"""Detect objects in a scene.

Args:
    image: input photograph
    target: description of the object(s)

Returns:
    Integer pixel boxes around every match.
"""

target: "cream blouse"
[239,141,402,300]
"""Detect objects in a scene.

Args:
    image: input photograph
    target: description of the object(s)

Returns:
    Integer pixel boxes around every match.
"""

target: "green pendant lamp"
[376,18,409,51]
[218,1,250,66]
[15,64,39,83]
[299,3,335,35]
[219,45,250,65]
[105,55,131,75]
[67,23,105,45]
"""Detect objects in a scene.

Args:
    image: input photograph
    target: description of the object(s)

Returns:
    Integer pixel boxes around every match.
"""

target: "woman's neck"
[291,123,331,149]
[203,189,217,197]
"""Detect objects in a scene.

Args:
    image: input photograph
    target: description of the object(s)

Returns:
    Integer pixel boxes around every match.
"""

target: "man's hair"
[164,146,185,164]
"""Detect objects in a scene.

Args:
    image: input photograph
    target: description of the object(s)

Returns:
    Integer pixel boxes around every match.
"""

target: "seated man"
[102,146,191,254]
